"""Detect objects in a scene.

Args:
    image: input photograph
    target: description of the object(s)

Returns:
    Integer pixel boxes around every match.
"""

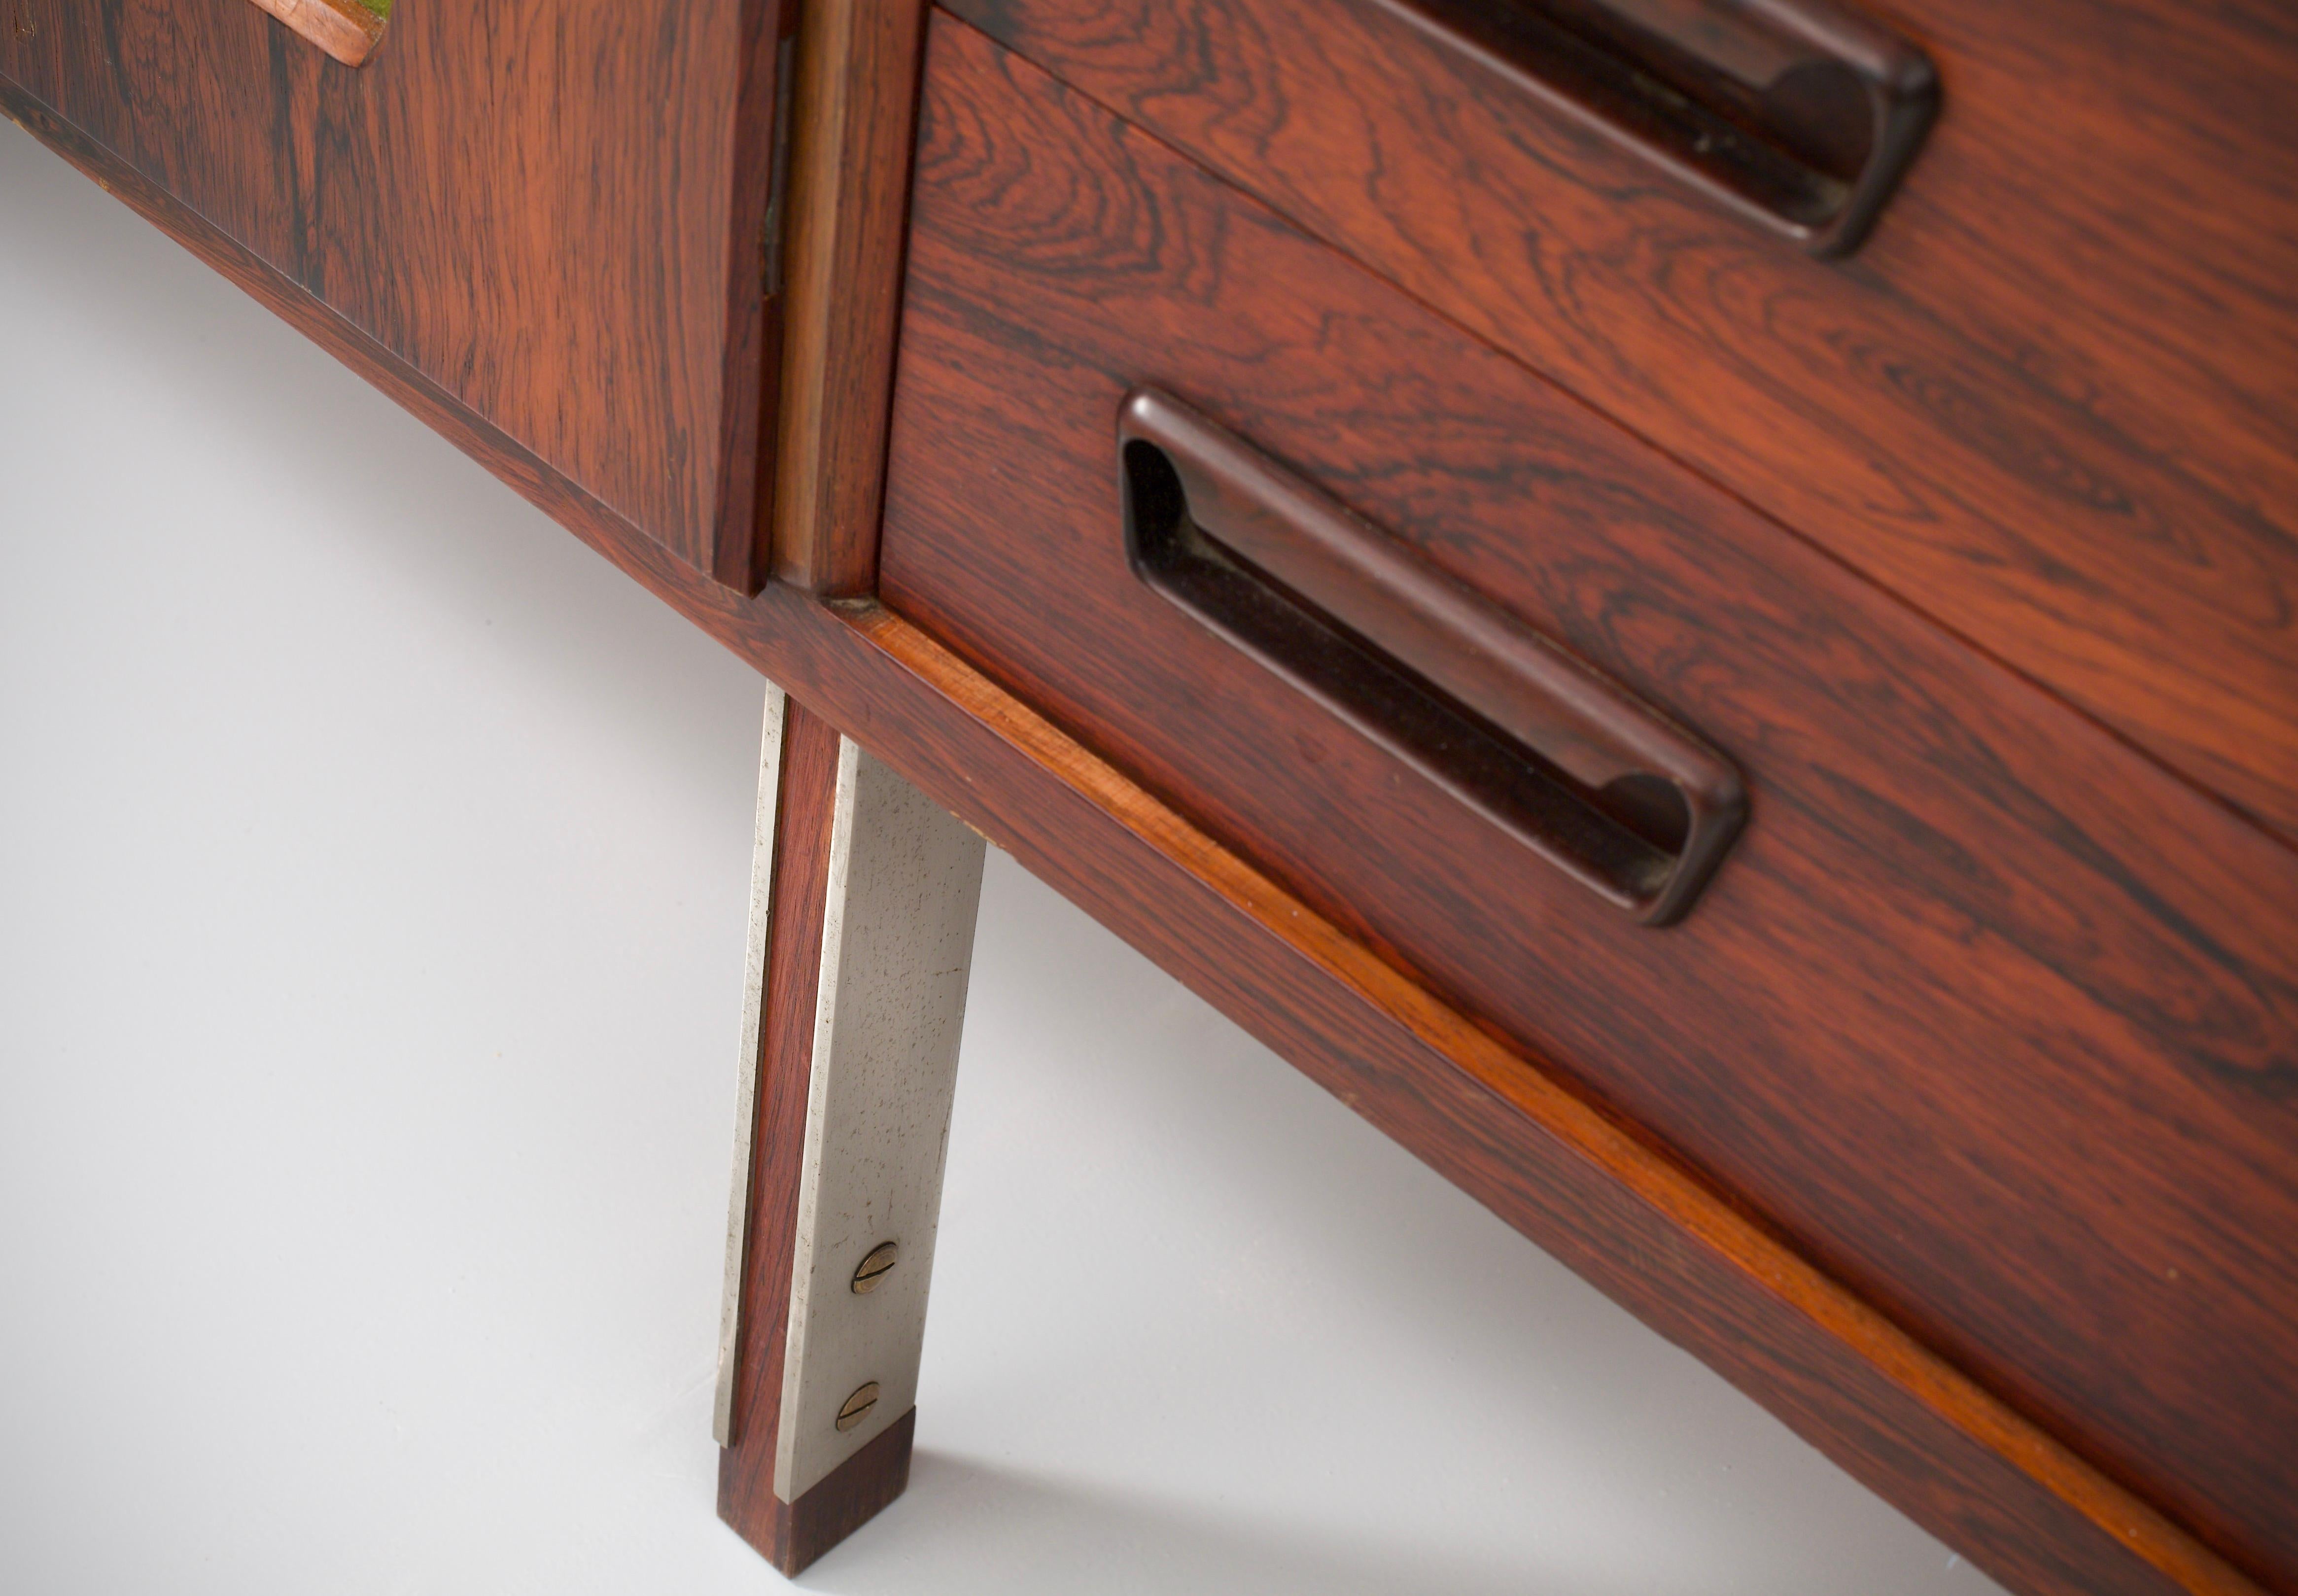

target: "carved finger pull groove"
[1381,0,1938,254]
[1117,387,1747,926]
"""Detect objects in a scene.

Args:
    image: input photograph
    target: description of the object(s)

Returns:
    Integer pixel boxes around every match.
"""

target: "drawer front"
[0,0,783,586]
[941,0,2298,845]
[881,18,2298,1584]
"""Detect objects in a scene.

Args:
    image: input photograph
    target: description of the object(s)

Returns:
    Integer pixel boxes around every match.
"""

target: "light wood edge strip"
[839,600,2263,1596]
[240,0,383,68]
[769,0,929,594]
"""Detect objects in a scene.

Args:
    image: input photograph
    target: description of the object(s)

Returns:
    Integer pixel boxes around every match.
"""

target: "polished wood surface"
[8,83,2265,1589]
[943,0,2298,842]
[767,0,931,595]
[0,0,786,582]
[711,0,797,594]
[240,0,384,68]
[877,18,2298,1589]
[12,0,2295,1587]
[1374,0,1940,256]
[752,1408,916,1573]
[844,610,2261,1596]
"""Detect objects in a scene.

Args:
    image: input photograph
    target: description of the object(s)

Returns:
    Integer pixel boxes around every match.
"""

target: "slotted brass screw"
[835,1382,880,1433]
[851,1241,898,1294]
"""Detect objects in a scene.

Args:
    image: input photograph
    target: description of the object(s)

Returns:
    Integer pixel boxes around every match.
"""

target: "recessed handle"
[243,0,388,68]
[1118,388,1745,926]
[1378,0,1938,256]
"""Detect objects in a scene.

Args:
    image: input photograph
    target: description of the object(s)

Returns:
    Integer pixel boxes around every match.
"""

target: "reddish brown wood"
[0,0,786,584]
[6,69,2277,1596]
[1379,0,1939,256]
[240,0,383,68]
[941,0,2298,843]
[739,1407,917,1573]
[709,0,799,594]
[768,0,931,595]
[845,606,2265,1596]
[877,19,2298,1589]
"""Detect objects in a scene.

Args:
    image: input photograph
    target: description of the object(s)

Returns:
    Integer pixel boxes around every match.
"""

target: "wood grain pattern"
[0,0,784,580]
[941,0,2298,843]
[767,0,931,594]
[706,0,797,593]
[6,73,2273,1596]
[1368,0,1941,258]
[240,0,383,68]
[844,605,2259,1596]
[741,1406,916,1573]
[877,20,2298,1589]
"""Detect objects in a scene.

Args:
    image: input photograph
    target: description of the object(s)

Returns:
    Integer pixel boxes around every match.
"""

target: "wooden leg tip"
[720,1406,917,1576]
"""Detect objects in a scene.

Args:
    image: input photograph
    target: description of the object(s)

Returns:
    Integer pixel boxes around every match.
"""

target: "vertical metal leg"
[713,687,986,1573]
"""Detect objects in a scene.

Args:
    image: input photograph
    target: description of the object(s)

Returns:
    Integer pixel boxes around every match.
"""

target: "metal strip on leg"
[714,683,789,1447]
[772,737,987,1502]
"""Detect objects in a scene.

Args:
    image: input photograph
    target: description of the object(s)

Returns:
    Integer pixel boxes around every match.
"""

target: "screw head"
[835,1381,880,1433]
[851,1241,898,1294]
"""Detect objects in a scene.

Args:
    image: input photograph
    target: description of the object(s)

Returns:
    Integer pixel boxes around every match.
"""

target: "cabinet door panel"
[1,0,786,585]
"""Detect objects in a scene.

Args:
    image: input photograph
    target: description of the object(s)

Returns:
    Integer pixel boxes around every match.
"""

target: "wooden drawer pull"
[1379,0,1937,255]
[1117,389,1746,926]
[243,0,388,68]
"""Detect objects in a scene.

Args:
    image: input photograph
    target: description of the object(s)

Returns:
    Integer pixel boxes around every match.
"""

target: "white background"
[0,117,2002,1595]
